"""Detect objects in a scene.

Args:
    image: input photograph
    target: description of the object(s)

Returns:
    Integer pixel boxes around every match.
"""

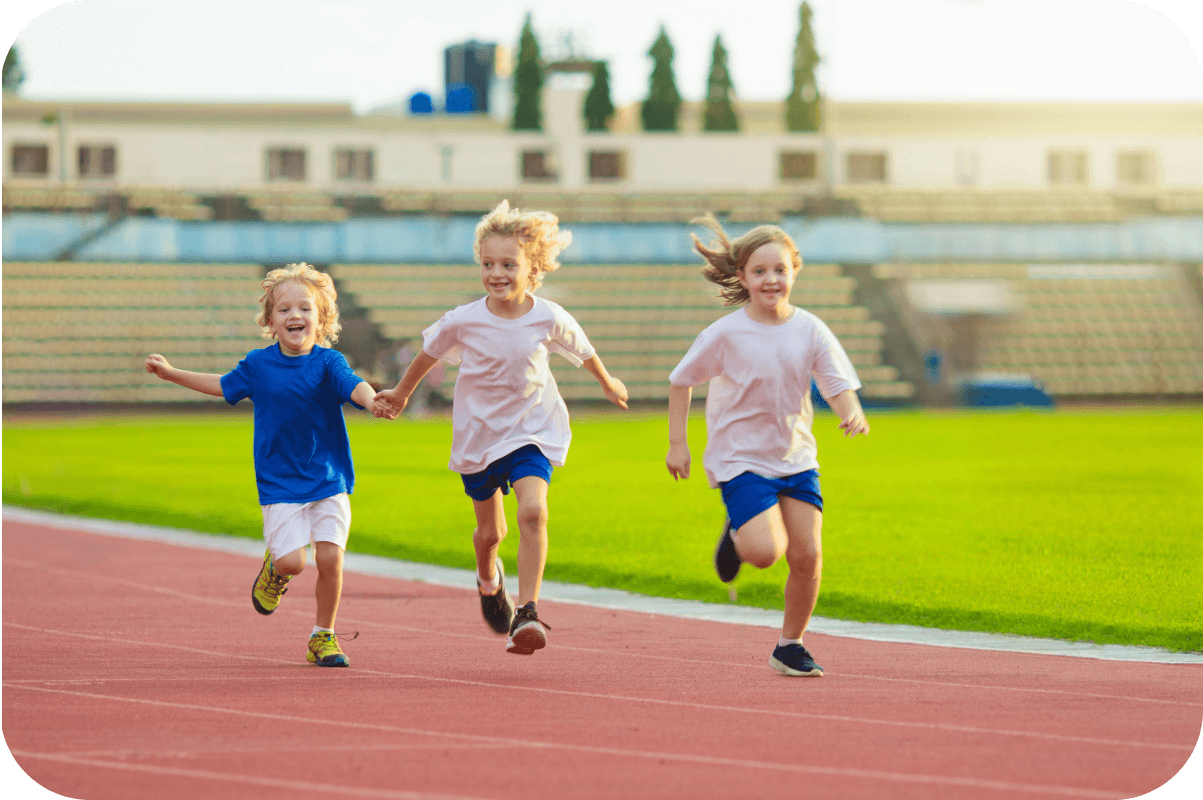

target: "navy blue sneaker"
[769,643,824,676]
[478,557,515,635]
[714,519,742,583]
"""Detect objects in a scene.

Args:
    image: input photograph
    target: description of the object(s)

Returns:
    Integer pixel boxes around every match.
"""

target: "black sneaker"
[478,557,515,635]
[769,643,824,676]
[506,601,550,655]
[714,518,742,583]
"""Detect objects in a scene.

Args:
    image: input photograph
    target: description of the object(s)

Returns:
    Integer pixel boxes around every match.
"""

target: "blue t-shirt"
[221,344,365,506]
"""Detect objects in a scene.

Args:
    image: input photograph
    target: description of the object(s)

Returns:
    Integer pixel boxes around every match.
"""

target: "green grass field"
[4,407,1201,652]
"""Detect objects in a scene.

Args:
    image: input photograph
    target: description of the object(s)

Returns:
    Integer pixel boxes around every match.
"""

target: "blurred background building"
[4,36,1203,409]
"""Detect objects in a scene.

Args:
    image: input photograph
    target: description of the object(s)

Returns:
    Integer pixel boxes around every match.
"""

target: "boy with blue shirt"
[146,263,381,667]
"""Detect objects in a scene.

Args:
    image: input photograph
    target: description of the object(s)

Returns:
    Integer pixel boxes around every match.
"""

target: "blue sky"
[4,0,1202,112]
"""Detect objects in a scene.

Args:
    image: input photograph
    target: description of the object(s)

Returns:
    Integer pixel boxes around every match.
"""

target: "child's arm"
[828,389,871,438]
[373,350,440,418]
[144,354,223,397]
[349,380,381,415]
[581,354,628,410]
[665,383,693,480]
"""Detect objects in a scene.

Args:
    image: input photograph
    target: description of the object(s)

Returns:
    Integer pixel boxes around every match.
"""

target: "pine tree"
[702,35,738,132]
[3,46,26,94]
[785,1,821,132]
[512,14,543,131]
[640,26,681,132]
[583,61,615,132]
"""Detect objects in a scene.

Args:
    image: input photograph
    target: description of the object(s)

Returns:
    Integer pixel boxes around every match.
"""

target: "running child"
[665,216,870,677]
[145,262,382,668]
[373,200,628,655]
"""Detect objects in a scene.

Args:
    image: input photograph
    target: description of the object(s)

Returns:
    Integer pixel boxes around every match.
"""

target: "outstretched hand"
[145,353,173,380]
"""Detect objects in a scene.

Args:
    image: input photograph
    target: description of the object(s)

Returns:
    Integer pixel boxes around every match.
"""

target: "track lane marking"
[8,557,1200,709]
[5,687,1131,799]
[3,628,1192,753]
[9,751,492,800]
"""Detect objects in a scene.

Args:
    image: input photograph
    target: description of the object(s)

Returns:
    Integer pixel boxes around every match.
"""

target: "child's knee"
[516,501,548,532]
[786,543,822,576]
[273,547,307,575]
[474,524,506,548]
[314,543,343,572]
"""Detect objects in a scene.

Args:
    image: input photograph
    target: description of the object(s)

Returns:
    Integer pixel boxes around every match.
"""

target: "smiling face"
[738,242,797,315]
[479,235,534,306]
[269,280,319,356]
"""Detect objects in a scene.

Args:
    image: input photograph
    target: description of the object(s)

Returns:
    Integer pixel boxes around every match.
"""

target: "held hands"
[144,353,173,380]
[838,410,870,438]
[666,441,691,481]
[370,388,407,420]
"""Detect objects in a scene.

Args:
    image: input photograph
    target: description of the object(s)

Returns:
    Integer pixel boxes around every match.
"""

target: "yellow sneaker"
[307,631,350,667]
[251,550,291,615]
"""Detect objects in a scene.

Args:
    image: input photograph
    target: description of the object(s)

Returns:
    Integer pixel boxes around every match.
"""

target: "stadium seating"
[839,190,1125,223]
[2,262,265,403]
[872,262,1203,396]
[329,262,914,402]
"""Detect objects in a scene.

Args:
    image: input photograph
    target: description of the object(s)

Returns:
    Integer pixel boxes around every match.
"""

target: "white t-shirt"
[423,295,596,474]
[669,306,862,488]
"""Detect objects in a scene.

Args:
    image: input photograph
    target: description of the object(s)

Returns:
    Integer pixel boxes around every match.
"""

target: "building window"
[334,148,374,181]
[1048,150,1088,185]
[588,150,626,181]
[11,144,50,176]
[77,145,116,179]
[1116,151,1156,185]
[846,151,887,183]
[267,148,307,181]
[954,151,980,186]
[521,150,557,182]
[780,151,818,181]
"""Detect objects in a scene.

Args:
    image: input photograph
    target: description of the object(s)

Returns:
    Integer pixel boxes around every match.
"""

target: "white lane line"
[5,687,1130,799]
[9,751,492,800]
[7,555,1200,710]
[3,627,1190,752]
[7,505,1201,665]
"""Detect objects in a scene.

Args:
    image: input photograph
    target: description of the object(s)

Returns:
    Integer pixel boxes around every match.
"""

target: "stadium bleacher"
[872,262,1203,396]
[2,262,265,403]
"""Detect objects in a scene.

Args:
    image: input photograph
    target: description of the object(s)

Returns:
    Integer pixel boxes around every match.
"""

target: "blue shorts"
[460,444,553,502]
[719,469,823,531]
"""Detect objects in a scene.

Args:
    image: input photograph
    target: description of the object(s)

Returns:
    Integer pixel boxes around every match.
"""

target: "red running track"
[3,518,1201,800]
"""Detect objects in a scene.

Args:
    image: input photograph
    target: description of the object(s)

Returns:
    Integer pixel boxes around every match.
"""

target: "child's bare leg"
[471,490,507,583]
[778,497,823,640]
[511,476,549,606]
[732,505,789,570]
[313,541,344,629]
[271,546,308,576]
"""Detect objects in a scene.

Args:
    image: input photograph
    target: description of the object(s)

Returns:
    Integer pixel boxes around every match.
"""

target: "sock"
[312,626,333,637]
[477,570,499,595]
[778,636,804,648]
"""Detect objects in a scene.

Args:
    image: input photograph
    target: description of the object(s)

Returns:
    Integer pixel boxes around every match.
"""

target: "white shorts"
[260,494,351,559]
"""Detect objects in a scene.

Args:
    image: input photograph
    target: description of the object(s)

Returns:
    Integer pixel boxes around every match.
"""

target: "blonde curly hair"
[256,263,342,346]
[473,199,572,292]
[691,215,802,306]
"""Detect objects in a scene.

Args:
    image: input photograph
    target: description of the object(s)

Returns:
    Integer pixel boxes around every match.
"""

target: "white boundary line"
[5,505,1202,665]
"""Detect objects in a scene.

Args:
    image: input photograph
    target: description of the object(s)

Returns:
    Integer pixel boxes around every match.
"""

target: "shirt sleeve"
[421,309,464,366]
[811,319,863,399]
[547,304,595,368]
[327,350,366,409]
[220,354,254,406]
[669,324,724,387]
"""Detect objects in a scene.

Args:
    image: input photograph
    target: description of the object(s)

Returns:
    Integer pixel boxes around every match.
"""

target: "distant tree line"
[512,2,821,134]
